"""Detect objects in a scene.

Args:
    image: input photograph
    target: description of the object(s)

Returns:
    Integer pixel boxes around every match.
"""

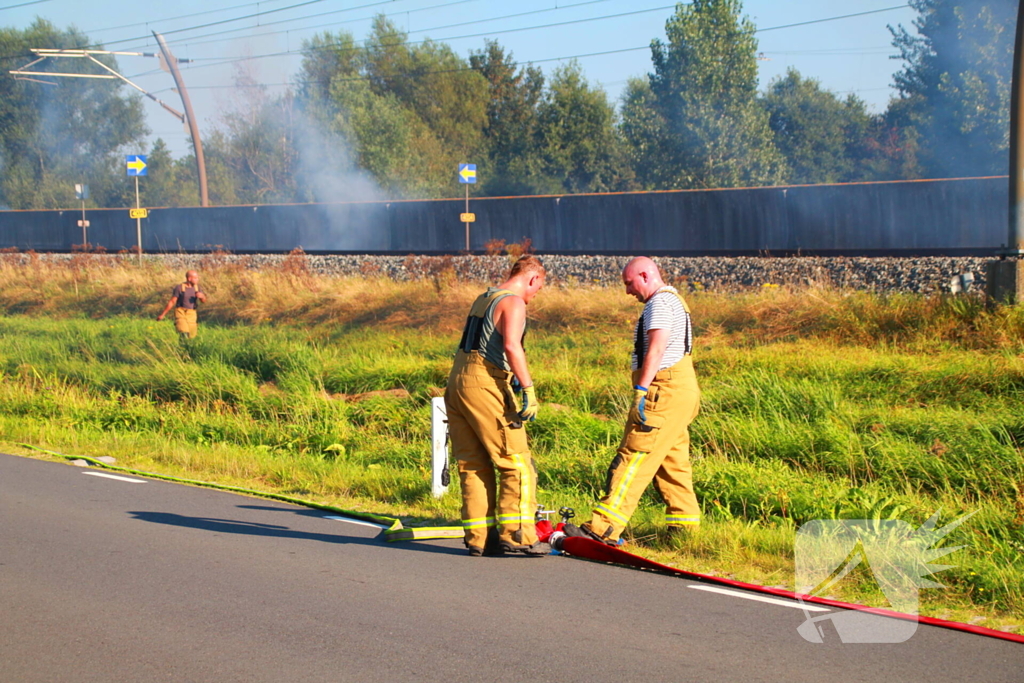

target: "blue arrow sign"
[126,155,148,176]
[458,163,476,184]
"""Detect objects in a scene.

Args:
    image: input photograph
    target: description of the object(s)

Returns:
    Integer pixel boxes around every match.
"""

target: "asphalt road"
[1,453,1020,682]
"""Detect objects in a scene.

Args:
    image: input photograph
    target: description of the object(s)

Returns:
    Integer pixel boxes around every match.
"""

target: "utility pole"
[988,1,1024,303]
[153,32,209,207]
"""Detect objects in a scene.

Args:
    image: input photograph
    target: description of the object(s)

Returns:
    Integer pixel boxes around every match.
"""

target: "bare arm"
[496,296,532,387]
[636,327,669,388]
[156,296,177,321]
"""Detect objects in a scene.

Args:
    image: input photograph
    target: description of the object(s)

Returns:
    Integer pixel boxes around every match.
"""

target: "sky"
[1,0,920,158]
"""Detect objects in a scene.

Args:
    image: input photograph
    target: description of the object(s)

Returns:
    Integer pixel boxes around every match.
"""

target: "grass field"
[1,253,1022,631]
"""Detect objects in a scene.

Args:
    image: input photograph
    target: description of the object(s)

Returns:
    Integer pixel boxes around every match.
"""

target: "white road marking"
[689,585,831,612]
[82,471,147,484]
[323,515,389,529]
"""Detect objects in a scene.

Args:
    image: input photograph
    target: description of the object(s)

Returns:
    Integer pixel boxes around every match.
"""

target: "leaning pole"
[153,31,209,208]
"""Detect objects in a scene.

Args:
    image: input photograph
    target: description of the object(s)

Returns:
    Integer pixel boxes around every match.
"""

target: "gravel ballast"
[22,252,1014,294]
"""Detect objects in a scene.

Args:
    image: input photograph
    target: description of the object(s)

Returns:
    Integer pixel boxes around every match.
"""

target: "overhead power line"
[757,5,908,33]
[86,0,296,35]
[117,0,486,53]
[0,0,51,10]
[9,2,905,92]
[143,0,614,53]
[136,2,679,75]
[139,4,911,96]
[154,1,904,78]
[115,0,624,56]
[100,0,393,48]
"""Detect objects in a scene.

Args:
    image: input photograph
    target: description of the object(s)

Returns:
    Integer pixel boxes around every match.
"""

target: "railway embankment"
[17,252,1012,293]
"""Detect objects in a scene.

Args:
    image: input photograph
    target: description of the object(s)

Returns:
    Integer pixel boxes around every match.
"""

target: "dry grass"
[0,253,1022,352]
[2,254,1023,624]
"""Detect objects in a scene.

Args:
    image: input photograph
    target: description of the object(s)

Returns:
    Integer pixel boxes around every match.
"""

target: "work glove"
[628,385,648,425]
[519,385,539,421]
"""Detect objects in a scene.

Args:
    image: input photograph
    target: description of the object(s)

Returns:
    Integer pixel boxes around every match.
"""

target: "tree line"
[0,0,1015,210]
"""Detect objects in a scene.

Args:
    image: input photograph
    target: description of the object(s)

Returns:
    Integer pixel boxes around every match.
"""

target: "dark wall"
[0,177,1008,254]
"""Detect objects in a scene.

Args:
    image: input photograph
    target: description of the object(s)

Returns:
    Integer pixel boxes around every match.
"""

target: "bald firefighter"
[564,256,701,545]
[445,255,549,557]
[157,270,207,339]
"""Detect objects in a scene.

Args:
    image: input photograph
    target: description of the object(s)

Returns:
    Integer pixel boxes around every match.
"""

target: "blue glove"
[628,385,648,425]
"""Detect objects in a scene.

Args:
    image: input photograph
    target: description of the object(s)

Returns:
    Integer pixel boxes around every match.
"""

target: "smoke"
[290,109,389,250]
[213,44,388,251]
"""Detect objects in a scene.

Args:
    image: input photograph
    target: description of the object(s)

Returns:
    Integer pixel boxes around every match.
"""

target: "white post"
[431,396,449,498]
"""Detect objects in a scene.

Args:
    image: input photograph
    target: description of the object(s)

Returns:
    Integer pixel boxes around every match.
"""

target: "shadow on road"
[126,510,465,556]
[236,503,455,529]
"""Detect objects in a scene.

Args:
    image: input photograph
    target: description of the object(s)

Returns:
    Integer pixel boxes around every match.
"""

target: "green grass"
[1,266,1023,631]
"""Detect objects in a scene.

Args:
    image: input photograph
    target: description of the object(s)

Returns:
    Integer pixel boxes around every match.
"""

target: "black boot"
[561,522,619,546]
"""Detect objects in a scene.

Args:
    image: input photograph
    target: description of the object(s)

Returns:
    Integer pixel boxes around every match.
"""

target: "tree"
[762,68,873,184]
[469,40,545,195]
[889,0,1015,177]
[0,19,147,209]
[329,78,443,197]
[295,20,490,198]
[620,77,673,189]
[534,62,633,194]
[297,30,362,111]
[624,0,785,189]
[361,17,489,195]
[141,138,192,207]
[853,115,922,181]
[298,30,432,197]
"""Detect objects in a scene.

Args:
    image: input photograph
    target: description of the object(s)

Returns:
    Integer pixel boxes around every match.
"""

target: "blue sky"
[2,0,919,157]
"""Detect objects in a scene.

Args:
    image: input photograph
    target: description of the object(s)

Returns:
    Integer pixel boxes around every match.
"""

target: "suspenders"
[458,289,514,354]
[634,288,692,367]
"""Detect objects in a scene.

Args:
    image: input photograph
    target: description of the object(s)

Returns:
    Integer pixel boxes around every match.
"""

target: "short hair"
[509,254,545,279]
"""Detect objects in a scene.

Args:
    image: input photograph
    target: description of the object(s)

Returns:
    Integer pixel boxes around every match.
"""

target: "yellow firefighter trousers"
[174,307,198,338]
[589,356,701,542]
[445,351,539,549]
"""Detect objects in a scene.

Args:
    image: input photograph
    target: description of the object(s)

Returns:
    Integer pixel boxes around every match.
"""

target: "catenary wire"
[0,0,50,10]
[117,0,611,53]
[85,0,296,35]
[132,2,907,80]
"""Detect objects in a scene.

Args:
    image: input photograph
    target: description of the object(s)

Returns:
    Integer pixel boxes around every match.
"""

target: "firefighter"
[565,256,701,545]
[157,270,207,339]
[445,255,549,557]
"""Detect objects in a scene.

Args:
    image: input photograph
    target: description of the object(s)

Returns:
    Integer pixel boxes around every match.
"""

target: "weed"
[0,260,1022,623]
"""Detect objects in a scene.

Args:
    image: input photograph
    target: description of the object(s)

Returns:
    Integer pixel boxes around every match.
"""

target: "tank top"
[457,287,518,371]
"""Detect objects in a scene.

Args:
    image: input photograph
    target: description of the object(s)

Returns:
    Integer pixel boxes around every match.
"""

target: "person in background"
[157,270,207,340]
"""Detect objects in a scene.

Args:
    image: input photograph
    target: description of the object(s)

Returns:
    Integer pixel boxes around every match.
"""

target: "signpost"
[74,183,89,246]
[458,163,477,251]
[126,155,147,263]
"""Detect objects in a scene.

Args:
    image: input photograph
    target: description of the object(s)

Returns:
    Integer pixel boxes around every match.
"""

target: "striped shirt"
[631,286,693,371]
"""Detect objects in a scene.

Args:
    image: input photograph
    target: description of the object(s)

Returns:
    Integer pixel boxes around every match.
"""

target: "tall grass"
[0,255,1022,626]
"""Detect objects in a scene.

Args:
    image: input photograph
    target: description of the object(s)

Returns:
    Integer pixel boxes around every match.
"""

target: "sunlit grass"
[0,255,1022,630]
